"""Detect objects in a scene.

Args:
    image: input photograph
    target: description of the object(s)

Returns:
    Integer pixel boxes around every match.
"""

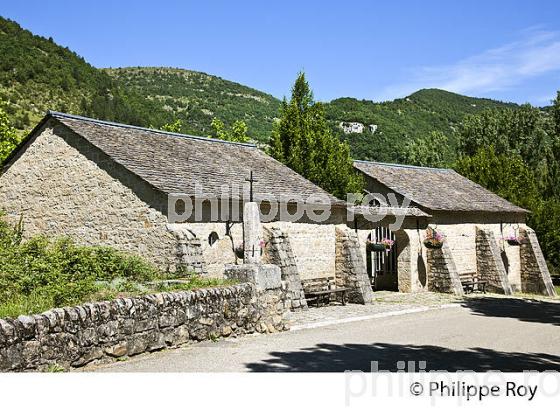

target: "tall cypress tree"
[269,73,363,199]
[553,91,560,138]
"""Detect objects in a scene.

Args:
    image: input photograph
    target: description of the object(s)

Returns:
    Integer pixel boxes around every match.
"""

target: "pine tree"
[269,73,362,199]
[553,91,560,138]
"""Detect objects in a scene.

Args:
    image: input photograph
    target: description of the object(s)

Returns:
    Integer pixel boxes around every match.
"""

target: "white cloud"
[376,28,560,101]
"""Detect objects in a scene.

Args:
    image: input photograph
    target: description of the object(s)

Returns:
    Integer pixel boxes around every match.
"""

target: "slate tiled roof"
[41,112,345,206]
[353,160,527,214]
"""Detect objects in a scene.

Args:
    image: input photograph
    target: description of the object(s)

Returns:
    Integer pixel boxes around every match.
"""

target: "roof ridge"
[47,110,258,148]
[353,159,452,172]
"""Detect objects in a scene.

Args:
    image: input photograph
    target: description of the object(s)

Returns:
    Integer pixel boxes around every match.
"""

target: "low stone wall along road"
[90,293,560,372]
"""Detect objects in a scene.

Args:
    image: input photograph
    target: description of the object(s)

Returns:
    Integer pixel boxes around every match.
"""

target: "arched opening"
[174,198,186,215]
[208,231,219,247]
[366,227,398,291]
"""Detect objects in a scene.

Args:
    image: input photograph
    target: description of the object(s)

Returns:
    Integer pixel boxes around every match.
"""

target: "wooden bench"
[301,276,349,307]
[459,271,487,294]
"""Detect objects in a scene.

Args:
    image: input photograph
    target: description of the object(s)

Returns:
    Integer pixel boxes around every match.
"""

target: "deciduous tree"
[0,102,20,164]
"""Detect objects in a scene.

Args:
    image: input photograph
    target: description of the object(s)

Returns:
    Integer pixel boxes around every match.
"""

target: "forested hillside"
[104,67,281,141]
[0,17,280,141]
[325,89,518,162]
[0,17,160,131]
[0,15,542,162]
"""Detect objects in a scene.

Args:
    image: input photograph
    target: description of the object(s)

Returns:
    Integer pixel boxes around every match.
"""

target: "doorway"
[366,227,398,291]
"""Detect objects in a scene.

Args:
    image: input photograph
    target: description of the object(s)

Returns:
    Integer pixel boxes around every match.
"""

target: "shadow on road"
[461,297,560,326]
[246,342,560,372]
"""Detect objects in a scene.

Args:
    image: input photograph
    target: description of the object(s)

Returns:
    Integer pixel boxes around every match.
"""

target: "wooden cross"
[245,170,257,202]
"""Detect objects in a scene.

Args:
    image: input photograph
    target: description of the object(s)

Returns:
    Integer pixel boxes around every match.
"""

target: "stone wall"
[395,230,413,292]
[263,227,307,310]
[270,222,336,280]
[0,283,288,372]
[429,216,523,290]
[167,220,336,281]
[168,222,243,278]
[426,242,464,296]
[475,228,513,294]
[0,123,180,271]
[520,228,557,297]
[169,229,207,275]
[335,227,374,304]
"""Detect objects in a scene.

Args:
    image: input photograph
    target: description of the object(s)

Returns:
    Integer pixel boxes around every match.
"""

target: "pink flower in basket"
[380,238,394,249]
[503,234,522,245]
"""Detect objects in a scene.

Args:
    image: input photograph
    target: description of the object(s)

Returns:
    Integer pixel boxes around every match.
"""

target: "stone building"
[0,112,555,308]
[339,121,365,134]
[353,160,556,297]
[0,112,351,279]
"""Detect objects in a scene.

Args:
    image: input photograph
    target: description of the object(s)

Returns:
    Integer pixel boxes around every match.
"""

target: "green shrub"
[0,212,231,318]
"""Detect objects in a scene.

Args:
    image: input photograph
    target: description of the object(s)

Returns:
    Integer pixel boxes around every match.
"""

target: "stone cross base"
[224,264,283,291]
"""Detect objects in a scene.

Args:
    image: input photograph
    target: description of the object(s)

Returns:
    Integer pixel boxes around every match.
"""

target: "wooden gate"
[366,227,398,291]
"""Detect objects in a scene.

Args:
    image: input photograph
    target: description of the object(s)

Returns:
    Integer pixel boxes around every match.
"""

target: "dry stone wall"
[0,283,288,372]
[475,228,513,294]
[520,229,557,296]
[335,227,374,304]
[263,227,307,310]
[426,242,464,296]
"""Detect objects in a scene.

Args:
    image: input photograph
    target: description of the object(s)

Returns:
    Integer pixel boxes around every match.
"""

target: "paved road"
[91,297,560,372]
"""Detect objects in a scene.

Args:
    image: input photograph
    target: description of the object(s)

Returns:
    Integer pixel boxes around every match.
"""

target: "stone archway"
[367,227,398,291]
[361,227,427,293]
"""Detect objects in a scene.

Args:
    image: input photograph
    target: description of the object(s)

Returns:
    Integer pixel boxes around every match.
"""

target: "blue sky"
[2,0,560,105]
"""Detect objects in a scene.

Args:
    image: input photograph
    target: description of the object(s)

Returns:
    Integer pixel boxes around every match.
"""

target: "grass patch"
[0,212,235,319]
[44,363,65,373]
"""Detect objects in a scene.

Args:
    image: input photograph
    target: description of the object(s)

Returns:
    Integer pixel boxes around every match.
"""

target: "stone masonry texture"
[520,228,557,296]
[262,227,307,310]
[0,123,180,271]
[335,227,374,304]
[475,228,513,294]
[0,284,289,372]
[427,242,464,296]
[170,229,207,275]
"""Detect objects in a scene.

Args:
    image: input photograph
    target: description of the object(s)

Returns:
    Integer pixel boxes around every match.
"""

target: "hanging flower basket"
[423,228,444,249]
[367,242,386,252]
[366,238,394,252]
[504,234,522,246]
